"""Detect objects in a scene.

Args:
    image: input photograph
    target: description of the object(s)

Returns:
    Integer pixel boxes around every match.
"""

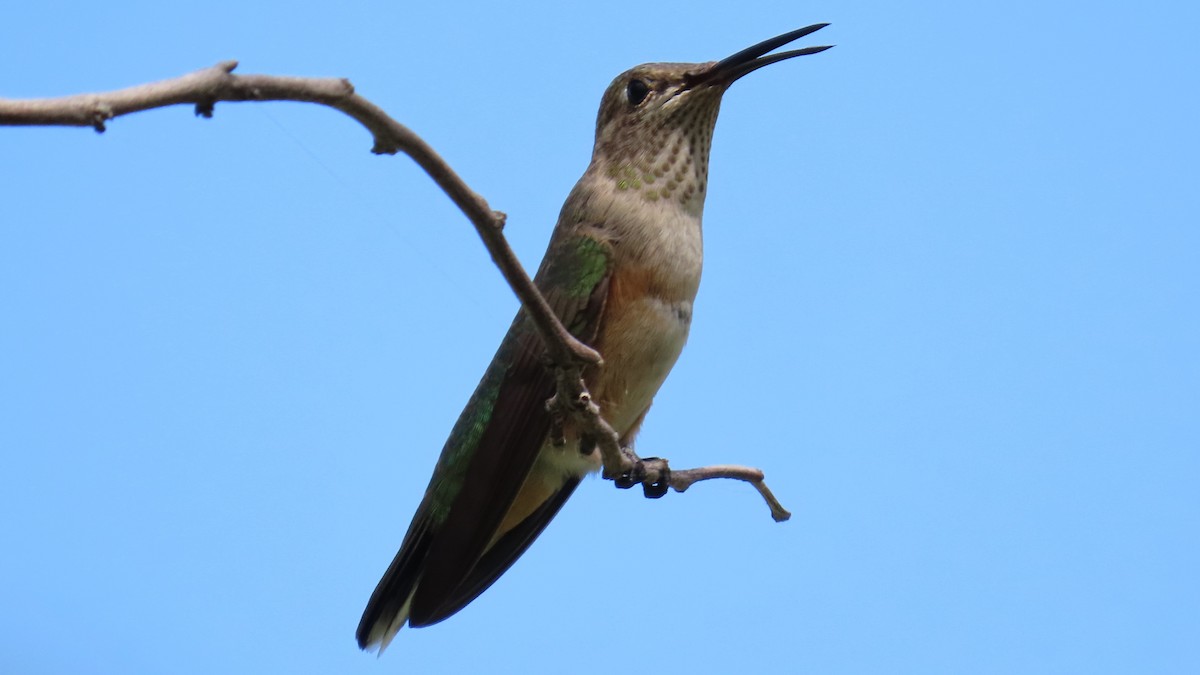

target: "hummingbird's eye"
[626,79,650,106]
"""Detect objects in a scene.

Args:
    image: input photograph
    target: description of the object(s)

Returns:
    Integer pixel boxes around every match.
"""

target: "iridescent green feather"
[422,233,610,524]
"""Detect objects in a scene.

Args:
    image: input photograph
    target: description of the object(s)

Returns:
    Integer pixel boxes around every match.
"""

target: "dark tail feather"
[410,477,581,627]
[356,517,433,652]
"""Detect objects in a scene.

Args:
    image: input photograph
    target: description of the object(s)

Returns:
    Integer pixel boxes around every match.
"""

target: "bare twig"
[0,61,599,370]
[670,464,792,522]
[0,62,790,521]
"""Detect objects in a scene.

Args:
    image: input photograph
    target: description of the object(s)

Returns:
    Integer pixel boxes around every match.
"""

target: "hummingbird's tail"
[357,476,582,652]
[356,519,431,652]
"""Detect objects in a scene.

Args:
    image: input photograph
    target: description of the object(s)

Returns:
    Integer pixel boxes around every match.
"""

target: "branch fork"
[0,61,791,522]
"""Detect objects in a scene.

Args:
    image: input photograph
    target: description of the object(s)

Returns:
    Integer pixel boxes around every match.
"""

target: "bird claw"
[642,476,669,499]
[614,462,644,489]
[614,446,644,488]
[638,457,670,499]
[578,434,596,456]
[612,452,670,498]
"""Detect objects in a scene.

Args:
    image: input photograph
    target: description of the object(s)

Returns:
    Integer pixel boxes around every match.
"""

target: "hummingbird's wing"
[357,231,612,649]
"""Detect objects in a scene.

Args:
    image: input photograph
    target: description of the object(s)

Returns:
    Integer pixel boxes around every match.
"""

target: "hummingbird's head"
[588,24,831,210]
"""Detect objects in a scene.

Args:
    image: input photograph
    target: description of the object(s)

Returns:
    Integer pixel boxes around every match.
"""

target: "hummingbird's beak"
[700,23,833,87]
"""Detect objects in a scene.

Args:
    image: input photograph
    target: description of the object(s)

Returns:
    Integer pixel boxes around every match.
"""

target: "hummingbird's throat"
[602,120,714,209]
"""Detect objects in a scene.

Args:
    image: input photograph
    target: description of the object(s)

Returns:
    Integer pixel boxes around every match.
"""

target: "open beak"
[695,23,833,87]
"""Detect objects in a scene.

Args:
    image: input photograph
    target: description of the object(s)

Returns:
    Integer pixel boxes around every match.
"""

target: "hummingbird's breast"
[497,167,704,534]
[589,192,704,439]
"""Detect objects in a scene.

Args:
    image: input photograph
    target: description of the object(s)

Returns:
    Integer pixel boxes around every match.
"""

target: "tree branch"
[0,61,790,521]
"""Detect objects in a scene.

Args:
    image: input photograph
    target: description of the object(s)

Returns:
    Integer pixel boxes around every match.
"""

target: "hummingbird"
[357,23,832,651]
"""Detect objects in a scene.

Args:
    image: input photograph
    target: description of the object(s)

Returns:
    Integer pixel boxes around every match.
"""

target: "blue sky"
[2,2,1197,673]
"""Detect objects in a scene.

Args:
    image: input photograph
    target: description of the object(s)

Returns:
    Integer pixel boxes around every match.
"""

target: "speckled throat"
[593,80,722,208]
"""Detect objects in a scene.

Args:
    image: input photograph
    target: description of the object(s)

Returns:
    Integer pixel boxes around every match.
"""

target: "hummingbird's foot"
[613,467,643,489]
[613,448,671,498]
[614,446,645,489]
[638,457,670,499]
[578,434,596,456]
[548,417,567,448]
[544,390,568,447]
